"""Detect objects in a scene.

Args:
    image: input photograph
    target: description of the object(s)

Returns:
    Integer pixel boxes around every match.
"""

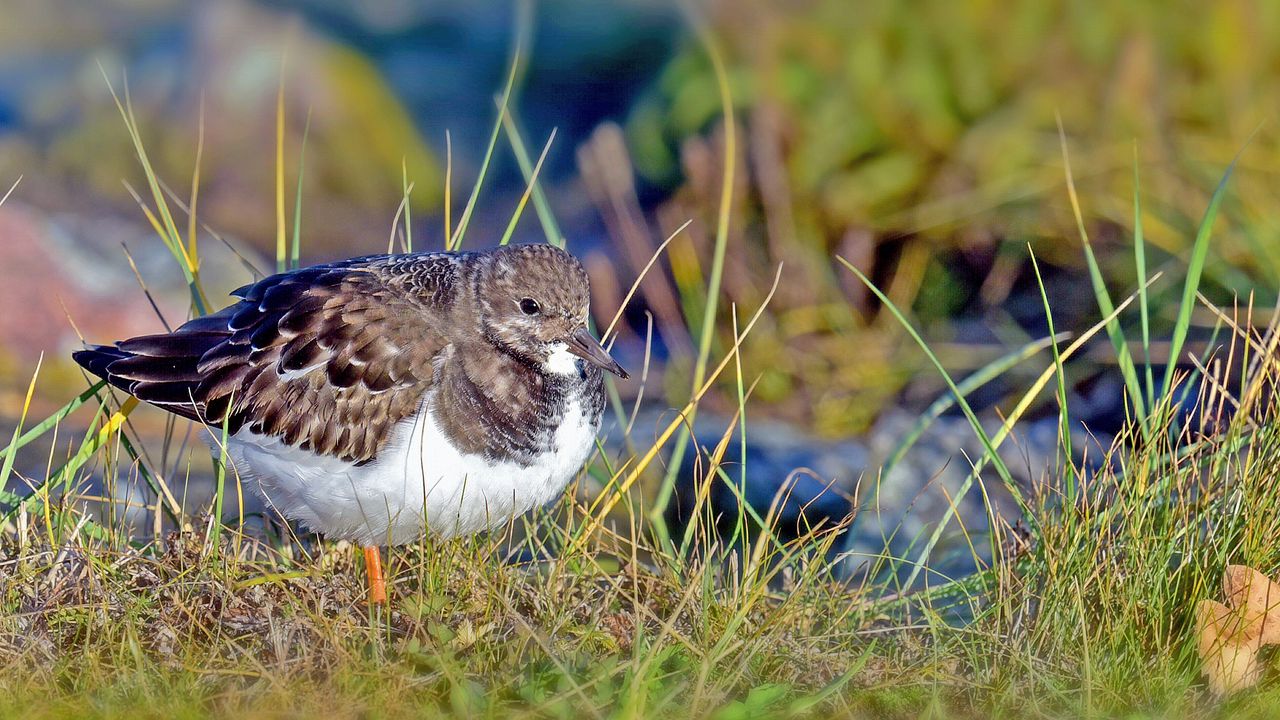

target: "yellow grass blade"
[572,265,782,549]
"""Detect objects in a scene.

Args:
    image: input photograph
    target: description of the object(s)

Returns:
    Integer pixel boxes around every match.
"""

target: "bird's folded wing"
[83,258,453,464]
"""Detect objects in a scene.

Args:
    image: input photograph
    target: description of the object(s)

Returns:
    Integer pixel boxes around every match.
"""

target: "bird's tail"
[72,344,131,384]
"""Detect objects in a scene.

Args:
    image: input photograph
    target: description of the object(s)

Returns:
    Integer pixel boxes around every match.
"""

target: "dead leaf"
[1197,599,1264,694]
[1224,565,1280,645]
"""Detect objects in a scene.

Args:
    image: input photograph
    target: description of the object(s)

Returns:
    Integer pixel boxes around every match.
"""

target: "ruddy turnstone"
[73,243,627,603]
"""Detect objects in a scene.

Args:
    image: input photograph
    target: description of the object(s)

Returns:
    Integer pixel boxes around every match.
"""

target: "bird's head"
[473,243,628,379]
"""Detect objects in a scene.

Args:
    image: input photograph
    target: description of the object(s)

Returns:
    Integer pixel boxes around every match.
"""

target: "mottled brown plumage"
[74,243,624,467]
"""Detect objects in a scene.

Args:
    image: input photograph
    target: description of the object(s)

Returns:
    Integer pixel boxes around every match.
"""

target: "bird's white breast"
[220,392,598,545]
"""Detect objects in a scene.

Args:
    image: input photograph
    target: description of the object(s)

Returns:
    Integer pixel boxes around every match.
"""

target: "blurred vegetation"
[612,0,1280,434]
[0,1,442,260]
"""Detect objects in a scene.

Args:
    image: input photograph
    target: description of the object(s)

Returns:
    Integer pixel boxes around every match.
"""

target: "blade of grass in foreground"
[1057,118,1146,423]
[730,307,749,550]
[0,380,106,465]
[675,387,750,556]
[570,266,782,551]
[443,130,454,244]
[888,276,1153,593]
[3,396,139,524]
[448,2,528,250]
[400,157,413,253]
[498,129,556,247]
[100,67,209,315]
[879,333,1067,476]
[0,356,43,495]
[187,100,204,272]
[290,109,312,269]
[651,25,737,543]
[786,641,877,713]
[500,106,564,247]
[387,182,415,254]
[1160,149,1246,403]
[209,397,233,553]
[1132,148,1156,418]
[1,175,21,206]
[114,431,181,523]
[841,331,1068,559]
[1029,251,1076,495]
[837,257,1021,510]
[275,59,288,273]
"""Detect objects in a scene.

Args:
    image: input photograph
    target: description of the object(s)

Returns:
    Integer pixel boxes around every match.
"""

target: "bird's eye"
[519,297,541,315]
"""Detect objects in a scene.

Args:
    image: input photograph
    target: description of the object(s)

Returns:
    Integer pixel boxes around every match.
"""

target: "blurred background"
[2,0,1278,560]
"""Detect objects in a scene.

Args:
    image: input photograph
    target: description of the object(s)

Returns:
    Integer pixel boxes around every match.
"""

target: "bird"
[73,242,627,604]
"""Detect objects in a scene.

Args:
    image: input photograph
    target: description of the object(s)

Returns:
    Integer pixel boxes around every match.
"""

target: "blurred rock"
[636,405,1112,585]
[661,417,867,546]
[0,0,443,261]
[0,204,167,365]
[0,203,265,397]
[850,409,1109,584]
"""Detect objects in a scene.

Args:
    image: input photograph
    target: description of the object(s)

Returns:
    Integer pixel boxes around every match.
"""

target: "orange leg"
[364,545,387,605]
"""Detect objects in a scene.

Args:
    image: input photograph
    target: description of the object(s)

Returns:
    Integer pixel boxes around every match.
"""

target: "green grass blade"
[0,380,106,465]
[187,100,204,269]
[651,27,737,541]
[1057,119,1145,421]
[786,642,878,713]
[114,431,181,524]
[1029,250,1076,497]
[888,277,1149,592]
[842,331,1063,564]
[837,256,1023,513]
[1132,147,1155,417]
[100,67,208,315]
[0,357,43,495]
[209,397,233,553]
[3,397,137,524]
[842,329,1065,566]
[275,64,288,273]
[1160,151,1245,401]
[733,307,749,548]
[448,3,528,250]
[500,107,564,248]
[290,108,312,269]
[1173,312,1225,426]
[498,129,556,247]
[443,130,453,244]
[880,333,1065,476]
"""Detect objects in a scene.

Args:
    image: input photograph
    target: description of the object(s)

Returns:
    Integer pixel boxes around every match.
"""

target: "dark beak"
[566,327,629,379]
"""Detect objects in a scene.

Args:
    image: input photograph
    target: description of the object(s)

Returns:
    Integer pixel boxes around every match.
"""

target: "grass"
[5,27,1280,720]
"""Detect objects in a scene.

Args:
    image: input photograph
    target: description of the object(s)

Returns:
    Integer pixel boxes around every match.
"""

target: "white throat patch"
[544,342,582,376]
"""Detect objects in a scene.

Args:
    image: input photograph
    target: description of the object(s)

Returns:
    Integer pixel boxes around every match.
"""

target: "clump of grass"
[0,511,883,718]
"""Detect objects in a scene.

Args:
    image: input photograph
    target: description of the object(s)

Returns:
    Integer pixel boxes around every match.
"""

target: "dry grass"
[0,509,887,718]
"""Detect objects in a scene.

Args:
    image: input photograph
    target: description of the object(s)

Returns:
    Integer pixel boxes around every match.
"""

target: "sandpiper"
[74,243,627,603]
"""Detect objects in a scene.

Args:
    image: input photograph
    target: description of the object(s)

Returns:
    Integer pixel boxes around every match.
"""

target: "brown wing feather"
[74,254,461,464]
